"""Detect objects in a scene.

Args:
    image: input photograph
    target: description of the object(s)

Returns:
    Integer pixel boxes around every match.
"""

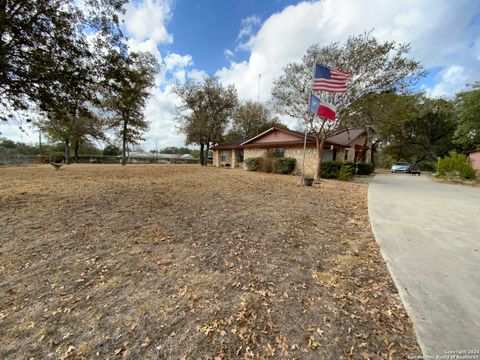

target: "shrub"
[320,161,357,179]
[338,163,356,180]
[275,157,296,174]
[258,156,276,173]
[320,160,343,179]
[437,151,476,180]
[416,161,435,171]
[356,163,375,175]
[245,157,261,171]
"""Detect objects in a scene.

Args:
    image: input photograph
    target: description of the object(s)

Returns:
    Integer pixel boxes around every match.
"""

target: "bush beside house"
[436,151,476,180]
[246,156,296,175]
[320,161,357,180]
[246,157,261,171]
[275,157,296,174]
[356,163,375,175]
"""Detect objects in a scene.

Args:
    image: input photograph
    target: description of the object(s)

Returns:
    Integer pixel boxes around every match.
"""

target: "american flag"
[312,64,351,93]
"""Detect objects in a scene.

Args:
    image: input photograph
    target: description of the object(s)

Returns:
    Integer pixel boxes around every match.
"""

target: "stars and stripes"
[312,64,351,93]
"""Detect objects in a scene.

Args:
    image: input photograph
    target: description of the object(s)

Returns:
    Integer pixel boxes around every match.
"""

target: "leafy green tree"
[345,93,455,166]
[102,51,159,165]
[173,77,237,165]
[103,144,120,156]
[40,106,104,163]
[271,32,424,179]
[0,139,16,149]
[225,101,288,141]
[21,0,126,164]
[0,0,126,118]
[453,82,480,151]
[159,146,192,154]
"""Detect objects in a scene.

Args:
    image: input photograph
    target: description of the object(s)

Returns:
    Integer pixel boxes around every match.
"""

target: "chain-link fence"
[0,150,200,165]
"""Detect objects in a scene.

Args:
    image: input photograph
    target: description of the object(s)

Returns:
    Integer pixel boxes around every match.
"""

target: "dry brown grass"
[0,164,420,359]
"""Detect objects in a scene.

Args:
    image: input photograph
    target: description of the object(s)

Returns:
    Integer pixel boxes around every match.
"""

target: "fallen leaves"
[141,337,151,348]
[0,165,421,359]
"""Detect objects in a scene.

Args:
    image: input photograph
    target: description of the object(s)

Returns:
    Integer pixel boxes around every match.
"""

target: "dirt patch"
[0,164,420,359]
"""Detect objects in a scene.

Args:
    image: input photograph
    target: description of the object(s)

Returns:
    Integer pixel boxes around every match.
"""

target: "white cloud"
[428,65,470,98]
[224,49,234,59]
[216,0,480,106]
[164,53,193,71]
[124,0,173,44]
[187,69,208,82]
[121,0,195,150]
[127,38,163,62]
[142,84,186,150]
[237,15,261,41]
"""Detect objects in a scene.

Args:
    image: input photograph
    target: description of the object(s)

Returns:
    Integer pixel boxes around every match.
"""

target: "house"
[467,149,480,172]
[212,127,371,176]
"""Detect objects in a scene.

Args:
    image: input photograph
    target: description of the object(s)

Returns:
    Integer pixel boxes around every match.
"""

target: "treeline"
[0,139,198,159]
[1,1,160,165]
[345,85,480,169]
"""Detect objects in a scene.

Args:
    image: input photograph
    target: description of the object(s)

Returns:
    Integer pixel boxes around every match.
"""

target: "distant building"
[467,149,480,172]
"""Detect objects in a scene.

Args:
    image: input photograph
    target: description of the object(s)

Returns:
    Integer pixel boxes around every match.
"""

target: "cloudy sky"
[2,0,479,150]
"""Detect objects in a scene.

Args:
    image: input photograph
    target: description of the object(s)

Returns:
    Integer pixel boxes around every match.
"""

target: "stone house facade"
[212,127,371,177]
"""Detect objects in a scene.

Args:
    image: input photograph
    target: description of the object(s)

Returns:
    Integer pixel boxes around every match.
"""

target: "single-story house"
[467,149,480,172]
[212,127,371,176]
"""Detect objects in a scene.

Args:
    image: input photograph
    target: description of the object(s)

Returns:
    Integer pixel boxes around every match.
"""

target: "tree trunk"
[199,143,205,166]
[74,140,79,163]
[121,121,127,166]
[205,143,210,166]
[370,142,377,167]
[64,139,70,164]
[314,134,325,180]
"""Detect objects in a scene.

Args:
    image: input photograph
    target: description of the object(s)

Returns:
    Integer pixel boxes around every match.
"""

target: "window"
[344,149,349,161]
[220,151,228,162]
[267,148,285,158]
[236,150,244,163]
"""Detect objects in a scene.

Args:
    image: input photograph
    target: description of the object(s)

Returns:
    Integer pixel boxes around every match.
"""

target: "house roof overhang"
[212,127,367,150]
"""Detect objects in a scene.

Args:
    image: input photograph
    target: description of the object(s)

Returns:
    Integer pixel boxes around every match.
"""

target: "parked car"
[391,162,411,173]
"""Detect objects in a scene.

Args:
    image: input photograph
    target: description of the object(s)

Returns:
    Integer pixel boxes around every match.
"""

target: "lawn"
[0,164,420,359]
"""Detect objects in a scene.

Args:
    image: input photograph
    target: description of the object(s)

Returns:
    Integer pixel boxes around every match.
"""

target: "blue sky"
[167,0,299,73]
[2,0,479,149]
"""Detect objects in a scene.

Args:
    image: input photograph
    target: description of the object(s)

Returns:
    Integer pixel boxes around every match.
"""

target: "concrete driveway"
[368,173,480,357]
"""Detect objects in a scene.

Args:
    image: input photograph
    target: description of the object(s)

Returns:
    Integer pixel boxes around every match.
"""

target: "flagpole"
[301,121,308,184]
[301,62,317,185]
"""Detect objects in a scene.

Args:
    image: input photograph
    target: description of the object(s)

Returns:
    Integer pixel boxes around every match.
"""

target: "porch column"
[347,147,355,162]
[231,149,237,168]
[213,150,221,167]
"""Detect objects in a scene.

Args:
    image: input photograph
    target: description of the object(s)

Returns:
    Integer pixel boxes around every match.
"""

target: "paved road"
[368,173,480,357]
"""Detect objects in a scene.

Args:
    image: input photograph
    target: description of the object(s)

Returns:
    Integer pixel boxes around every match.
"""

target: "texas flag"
[309,94,336,121]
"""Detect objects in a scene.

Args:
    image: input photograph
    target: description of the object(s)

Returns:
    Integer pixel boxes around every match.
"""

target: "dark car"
[406,164,421,176]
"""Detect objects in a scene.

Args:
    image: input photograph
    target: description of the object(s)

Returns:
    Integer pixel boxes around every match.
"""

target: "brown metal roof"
[326,128,365,146]
[213,139,246,149]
